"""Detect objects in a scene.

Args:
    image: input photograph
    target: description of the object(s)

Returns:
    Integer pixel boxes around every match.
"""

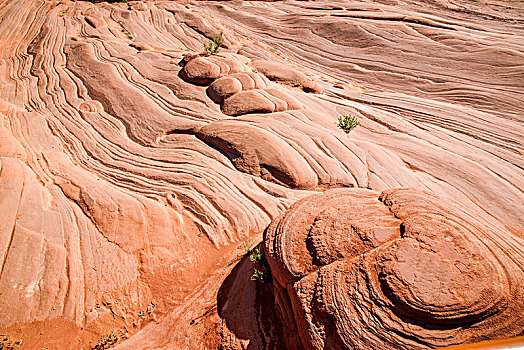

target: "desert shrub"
[92,333,121,350]
[120,28,133,40]
[249,246,271,282]
[251,268,266,281]
[204,31,223,55]
[249,246,263,264]
[338,114,359,133]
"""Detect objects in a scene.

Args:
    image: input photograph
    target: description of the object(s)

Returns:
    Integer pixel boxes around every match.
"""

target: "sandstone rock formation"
[263,188,524,349]
[207,72,270,103]
[180,54,250,86]
[251,60,323,94]
[251,60,309,86]
[180,54,305,115]
[0,0,522,348]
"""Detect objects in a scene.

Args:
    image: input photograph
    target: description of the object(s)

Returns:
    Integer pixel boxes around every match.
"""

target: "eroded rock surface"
[180,54,305,116]
[0,0,522,348]
[207,72,270,103]
[196,120,318,189]
[251,60,308,85]
[180,54,249,86]
[263,188,524,349]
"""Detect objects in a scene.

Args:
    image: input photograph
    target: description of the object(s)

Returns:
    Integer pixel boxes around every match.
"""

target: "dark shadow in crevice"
[217,247,303,350]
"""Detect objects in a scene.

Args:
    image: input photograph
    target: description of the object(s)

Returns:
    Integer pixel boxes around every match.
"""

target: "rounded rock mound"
[207,71,270,103]
[180,54,248,85]
[195,119,318,189]
[251,59,309,85]
[221,88,303,116]
[263,188,524,349]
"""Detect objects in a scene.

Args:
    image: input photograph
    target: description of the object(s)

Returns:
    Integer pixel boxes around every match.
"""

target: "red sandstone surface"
[0,0,522,349]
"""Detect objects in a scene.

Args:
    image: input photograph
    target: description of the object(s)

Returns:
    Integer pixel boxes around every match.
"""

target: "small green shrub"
[92,333,119,350]
[270,48,283,57]
[249,246,270,282]
[0,335,21,350]
[251,268,266,281]
[204,31,223,55]
[338,114,359,133]
[242,238,252,254]
[249,246,263,264]
[120,28,133,41]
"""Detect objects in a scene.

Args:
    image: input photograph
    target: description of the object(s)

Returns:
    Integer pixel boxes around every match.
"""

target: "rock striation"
[180,54,305,115]
[0,0,522,348]
[264,188,524,349]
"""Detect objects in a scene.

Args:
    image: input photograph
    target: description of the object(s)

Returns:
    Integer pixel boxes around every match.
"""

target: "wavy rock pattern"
[208,71,270,103]
[181,54,250,86]
[0,0,522,348]
[264,188,524,349]
[251,60,309,85]
[181,54,304,116]
[196,119,318,189]
[221,88,303,116]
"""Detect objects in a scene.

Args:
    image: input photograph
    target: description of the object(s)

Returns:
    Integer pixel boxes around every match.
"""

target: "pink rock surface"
[196,120,318,189]
[0,0,522,348]
[208,72,270,103]
[221,89,303,116]
[251,59,309,85]
[181,54,249,86]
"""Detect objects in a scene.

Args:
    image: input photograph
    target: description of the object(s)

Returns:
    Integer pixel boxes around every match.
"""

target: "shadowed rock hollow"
[0,0,522,348]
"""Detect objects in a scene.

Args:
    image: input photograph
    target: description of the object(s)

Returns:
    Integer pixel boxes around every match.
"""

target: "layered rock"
[264,188,524,349]
[180,54,250,86]
[251,59,322,93]
[180,54,305,116]
[195,120,318,189]
[208,72,270,103]
[0,0,522,348]
[221,89,303,116]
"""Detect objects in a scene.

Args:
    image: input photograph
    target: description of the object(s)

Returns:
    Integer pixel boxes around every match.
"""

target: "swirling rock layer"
[0,0,522,348]
[264,188,524,349]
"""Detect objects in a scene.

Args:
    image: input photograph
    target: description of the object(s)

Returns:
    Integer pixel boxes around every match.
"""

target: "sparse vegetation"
[0,335,21,350]
[138,302,155,319]
[251,268,266,281]
[249,246,271,282]
[92,332,125,350]
[242,238,252,254]
[338,114,359,133]
[249,246,264,264]
[120,28,133,41]
[270,47,283,57]
[204,30,223,55]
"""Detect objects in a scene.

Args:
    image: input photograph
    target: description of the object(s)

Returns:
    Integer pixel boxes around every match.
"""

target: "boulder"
[252,59,309,84]
[207,71,270,103]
